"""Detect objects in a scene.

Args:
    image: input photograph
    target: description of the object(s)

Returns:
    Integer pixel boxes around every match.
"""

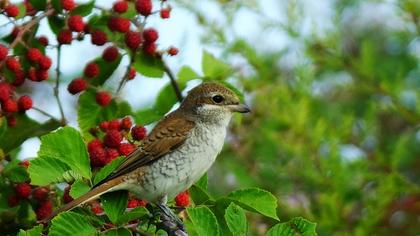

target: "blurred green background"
[180,0,420,235]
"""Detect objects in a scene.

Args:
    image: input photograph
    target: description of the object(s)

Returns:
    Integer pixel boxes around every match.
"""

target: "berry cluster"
[87,117,147,167]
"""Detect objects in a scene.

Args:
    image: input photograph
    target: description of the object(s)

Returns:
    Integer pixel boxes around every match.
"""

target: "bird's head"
[179,82,250,123]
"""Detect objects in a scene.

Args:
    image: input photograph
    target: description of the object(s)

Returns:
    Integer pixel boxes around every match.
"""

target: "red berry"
[27,68,37,81]
[38,56,52,70]
[27,48,42,62]
[128,67,136,80]
[33,187,49,202]
[24,0,36,16]
[96,91,112,106]
[175,191,190,207]
[11,27,20,38]
[63,185,73,203]
[57,29,72,44]
[36,201,53,220]
[108,17,130,33]
[61,0,76,11]
[0,82,12,102]
[143,42,157,55]
[104,130,122,148]
[168,46,179,56]
[6,57,21,72]
[125,31,142,50]
[13,70,26,86]
[38,36,49,46]
[108,119,121,130]
[102,46,119,62]
[36,69,49,81]
[135,0,152,16]
[15,183,32,198]
[84,62,100,78]
[131,125,147,141]
[143,28,159,43]
[2,99,18,113]
[18,95,33,111]
[7,116,17,127]
[68,15,85,32]
[91,201,103,214]
[5,4,19,17]
[67,78,88,94]
[8,195,20,207]
[0,44,8,61]
[20,160,30,168]
[91,30,108,46]
[99,121,110,131]
[88,139,103,152]
[118,143,135,156]
[160,8,171,19]
[121,117,132,130]
[89,147,107,167]
[106,148,120,162]
[113,1,128,13]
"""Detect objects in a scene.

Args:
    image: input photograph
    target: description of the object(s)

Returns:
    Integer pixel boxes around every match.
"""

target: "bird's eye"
[212,95,224,103]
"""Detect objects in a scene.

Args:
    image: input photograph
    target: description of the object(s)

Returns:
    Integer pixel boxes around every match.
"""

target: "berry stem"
[32,107,61,122]
[163,61,183,102]
[116,56,134,95]
[54,45,66,125]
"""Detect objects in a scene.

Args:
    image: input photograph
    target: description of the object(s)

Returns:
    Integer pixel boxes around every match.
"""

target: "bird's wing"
[94,114,195,187]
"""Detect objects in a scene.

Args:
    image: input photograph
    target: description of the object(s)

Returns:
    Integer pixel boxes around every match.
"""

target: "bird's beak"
[229,104,251,113]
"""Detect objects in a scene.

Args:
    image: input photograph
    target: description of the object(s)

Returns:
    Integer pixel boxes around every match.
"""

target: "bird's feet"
[156,204,187,235]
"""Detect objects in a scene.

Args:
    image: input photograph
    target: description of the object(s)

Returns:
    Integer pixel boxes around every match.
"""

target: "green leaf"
[190,185,212,205]
[116,207,149,224]
[101,228,132,236]
[196,174,208,190]
[70,180,91,199]
[70,1,95,16]
[202,50,232,79]
[51,0,62,12]
[38,127,92,179]
[29,156,80,185]
[17,224,43,236]
[154,84,179,114]
[133,108,162,125]
[0,115,60,153]
[3,161,29,182]
[267,217,317,236]
[133,52,165,78]
[48,15,65,35]
[49,212,97,236]
[178,66,200,82]
[93,157,125,185]
[187,206,220,236]
[226,188,278,220]
[16,4,27,19]
[101,190,128,224]
[120,2,136,18]
[78,90,132,139]
[90,56,122,86]
[224,203,247,236]
[28,0,47,10]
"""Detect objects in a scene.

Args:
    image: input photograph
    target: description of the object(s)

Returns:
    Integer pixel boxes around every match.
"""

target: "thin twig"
[116,55,134,95]
[163,61,183,102]
[32,107,60,123]
[54,45,66,125]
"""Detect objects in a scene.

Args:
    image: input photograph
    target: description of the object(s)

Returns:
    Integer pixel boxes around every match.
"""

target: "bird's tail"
[41,177,123,223]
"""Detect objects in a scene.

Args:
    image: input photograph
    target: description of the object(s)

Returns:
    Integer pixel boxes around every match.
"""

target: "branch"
[54,45,66,125]
[116,55,135,95]
[163,61,183,102]
[32,107,61,124]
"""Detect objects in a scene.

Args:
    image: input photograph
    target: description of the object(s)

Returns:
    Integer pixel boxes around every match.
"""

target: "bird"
[43,82,250,227]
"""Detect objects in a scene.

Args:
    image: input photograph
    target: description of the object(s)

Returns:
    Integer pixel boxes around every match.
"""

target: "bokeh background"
[2,0,420,235]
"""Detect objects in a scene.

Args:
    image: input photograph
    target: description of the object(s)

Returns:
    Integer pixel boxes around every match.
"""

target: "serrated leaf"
[90,56,122,86]
[267,217,317,236]
[101,191,128,224]
[29,156,72,185]
[93,157,125,185]
[226,188,278,220]
[187,206,220,236]
[0,114,60,153]
[116,207,149,224]
[190,185,212,205]
[28,0,47,10]
[38,127,91,179]
[49,212,97,236]
[133,108,162,125]
[17,224,43,236]
[225,203,247,236]
[101,228,132,236]
[202,50,232,79]
[70,1,95,16]
[70,180,91,199]
[47,15,65,35]
[133,52,165,78]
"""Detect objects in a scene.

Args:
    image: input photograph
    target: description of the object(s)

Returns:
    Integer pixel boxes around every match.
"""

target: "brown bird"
[44,82,250,227]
